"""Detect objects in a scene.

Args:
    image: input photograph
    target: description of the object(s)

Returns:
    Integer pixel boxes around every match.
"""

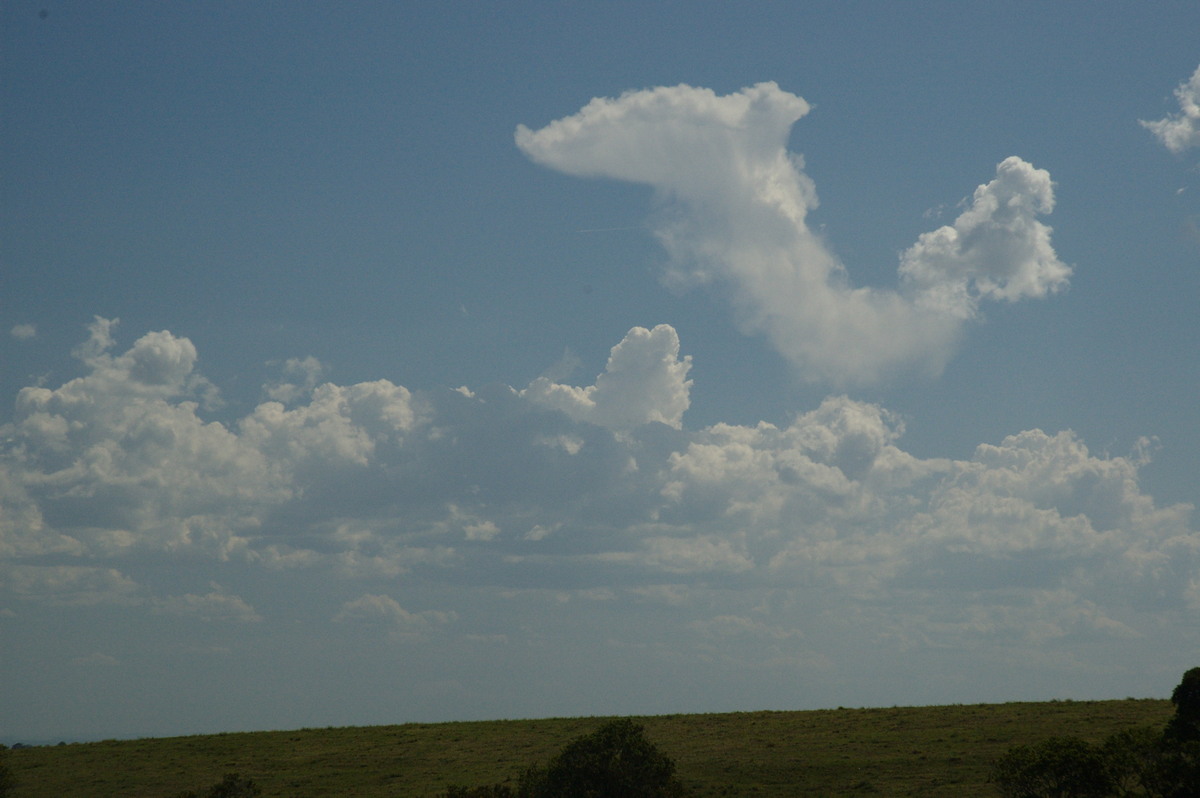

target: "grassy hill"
[4,698,1172,797]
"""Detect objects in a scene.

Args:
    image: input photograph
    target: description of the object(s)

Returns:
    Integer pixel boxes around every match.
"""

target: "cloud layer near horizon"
[517,83,1072,385]
[2,320,1195,667]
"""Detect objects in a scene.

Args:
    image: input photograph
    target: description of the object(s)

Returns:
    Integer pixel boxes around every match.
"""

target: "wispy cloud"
[517,83,1070,385]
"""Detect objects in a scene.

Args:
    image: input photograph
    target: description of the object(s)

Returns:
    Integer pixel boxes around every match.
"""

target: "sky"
[1,1,1199,743]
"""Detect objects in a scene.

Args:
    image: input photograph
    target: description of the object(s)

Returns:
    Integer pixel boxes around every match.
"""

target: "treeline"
[991,667,1200,797]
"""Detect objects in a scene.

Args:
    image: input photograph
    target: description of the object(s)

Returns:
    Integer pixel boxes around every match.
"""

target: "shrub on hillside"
[527,718,686,798]
[174,772,262,798]
[442,719,686,798]
[990,736,1112,798]
[1101,725,1176,796]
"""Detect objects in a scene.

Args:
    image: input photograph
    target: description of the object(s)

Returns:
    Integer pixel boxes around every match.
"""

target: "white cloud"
[8,321,281,559]
[517,83,1070,385]
[10,324,36,341]
[523,324,692,430]
[0,321,1195,692]
[1142,65,1200,154]
[241,378,421,469]
[900,156,1071,316]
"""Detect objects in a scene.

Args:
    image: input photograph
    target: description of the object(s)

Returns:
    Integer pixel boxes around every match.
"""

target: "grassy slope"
[6,699,1171,797]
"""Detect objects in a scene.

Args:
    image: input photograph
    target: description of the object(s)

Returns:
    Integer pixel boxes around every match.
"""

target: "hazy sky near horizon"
[2,2,1199,742]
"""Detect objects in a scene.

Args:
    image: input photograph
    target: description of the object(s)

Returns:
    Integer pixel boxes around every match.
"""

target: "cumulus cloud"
[522,324,692,430]
[1142,65,1200,154]
[10,324,36,341]
[241,378,421,470]
[8,319,280,560]
[899,156,1071,315]
[0,322,1195,688]
[517,83,1070,385]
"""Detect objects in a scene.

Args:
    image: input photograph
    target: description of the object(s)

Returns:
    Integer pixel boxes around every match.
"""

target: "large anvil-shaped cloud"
[517,82,1071,385]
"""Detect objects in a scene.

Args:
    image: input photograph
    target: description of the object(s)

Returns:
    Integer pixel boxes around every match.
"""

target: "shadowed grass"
[6,699,1171,797]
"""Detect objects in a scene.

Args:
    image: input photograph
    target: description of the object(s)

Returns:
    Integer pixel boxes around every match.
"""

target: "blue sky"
[2,1,1199,742]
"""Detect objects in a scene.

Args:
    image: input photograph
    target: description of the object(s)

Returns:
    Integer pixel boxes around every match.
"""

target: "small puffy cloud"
[523,324,692,430]
[1142,65,1200,154]
[10,324,36,341]
[70,317,207,399]
[900,157,1071,317]
[464,519,501,541]
[518,83,1069,385]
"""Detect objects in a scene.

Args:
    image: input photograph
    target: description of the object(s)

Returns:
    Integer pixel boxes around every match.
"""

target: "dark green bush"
[990,736,1112,798]
[529,719,685,798]
[174,772,262,798]
[442,719,686,798]
[1102,725,1173,796]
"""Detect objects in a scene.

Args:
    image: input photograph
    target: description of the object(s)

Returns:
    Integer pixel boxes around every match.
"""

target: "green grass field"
[4,698,1172,797]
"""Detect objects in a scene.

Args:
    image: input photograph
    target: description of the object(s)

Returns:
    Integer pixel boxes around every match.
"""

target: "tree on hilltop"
[1165,667,1200,744]
[442,718,686,798]
[529,718,686,798]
